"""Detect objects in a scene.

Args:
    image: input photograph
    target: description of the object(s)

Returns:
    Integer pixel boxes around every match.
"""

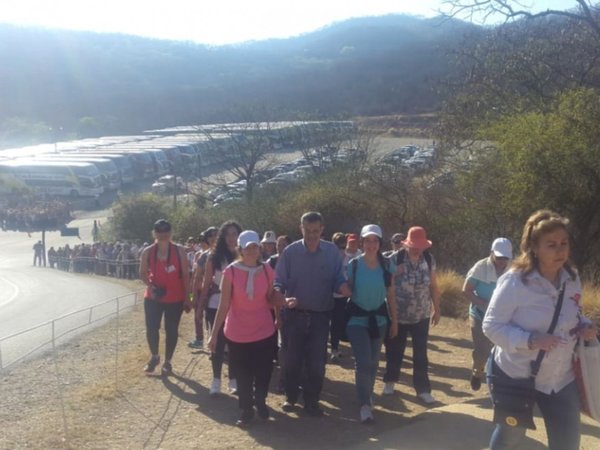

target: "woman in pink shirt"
[208,230,279,427]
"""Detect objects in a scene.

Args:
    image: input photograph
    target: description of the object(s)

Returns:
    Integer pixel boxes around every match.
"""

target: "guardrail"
[0,290,143,373]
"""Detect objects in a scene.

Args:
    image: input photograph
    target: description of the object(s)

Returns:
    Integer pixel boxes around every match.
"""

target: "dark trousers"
[228,333,277,411]
[205,308,235,380]
[330,297,348,351]
[383,318,431,394]
[193,299,204,341]
[144,299,184,361]
[284,310,330,407]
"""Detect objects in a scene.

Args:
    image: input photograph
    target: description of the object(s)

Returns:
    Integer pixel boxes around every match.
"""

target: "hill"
[0,15,479,146]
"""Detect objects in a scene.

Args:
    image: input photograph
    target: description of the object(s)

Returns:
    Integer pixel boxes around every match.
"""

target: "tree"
[196,119,282,203]
[457,89,600,273]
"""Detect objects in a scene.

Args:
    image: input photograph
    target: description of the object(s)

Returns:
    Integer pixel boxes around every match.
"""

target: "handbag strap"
[530,281,566,378]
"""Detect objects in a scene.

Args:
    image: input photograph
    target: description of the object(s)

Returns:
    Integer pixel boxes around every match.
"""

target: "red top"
[144,243,185,303]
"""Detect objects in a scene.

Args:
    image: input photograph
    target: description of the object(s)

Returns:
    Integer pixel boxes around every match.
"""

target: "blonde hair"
[513,209,576,282]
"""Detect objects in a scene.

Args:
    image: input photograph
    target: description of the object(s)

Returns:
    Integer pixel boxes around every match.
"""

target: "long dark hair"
[211,220,242,270]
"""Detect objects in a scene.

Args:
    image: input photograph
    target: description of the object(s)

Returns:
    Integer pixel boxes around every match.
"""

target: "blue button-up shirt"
[483,268,583,394]
[274,239,346,312]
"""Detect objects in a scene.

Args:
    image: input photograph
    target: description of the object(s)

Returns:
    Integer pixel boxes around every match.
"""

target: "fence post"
[0,341,3,372]
[51,320,69,442]
[115,297,120,392]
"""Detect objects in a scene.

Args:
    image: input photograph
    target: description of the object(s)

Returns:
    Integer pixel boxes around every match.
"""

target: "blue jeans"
[489,380,581,450]
[347,324,386,406]
[383,318,431,394]
[284,310,330,407]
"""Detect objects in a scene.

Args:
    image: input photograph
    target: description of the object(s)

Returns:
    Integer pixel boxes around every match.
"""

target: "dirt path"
[1,287,598,449]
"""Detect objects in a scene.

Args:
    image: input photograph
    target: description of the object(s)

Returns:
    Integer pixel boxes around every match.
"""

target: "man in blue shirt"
[274,211,350,417]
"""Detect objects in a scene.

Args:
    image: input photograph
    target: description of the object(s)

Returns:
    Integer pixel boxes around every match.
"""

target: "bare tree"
[441,0,600,37]
[195,120,283,203]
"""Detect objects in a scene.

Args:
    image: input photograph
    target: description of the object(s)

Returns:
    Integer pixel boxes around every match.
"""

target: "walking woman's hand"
[389,321,398,339]
[207,333,217,353]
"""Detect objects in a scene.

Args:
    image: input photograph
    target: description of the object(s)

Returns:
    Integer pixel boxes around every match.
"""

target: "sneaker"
[359,405,374,424]
[236,409,254,428]
[382,381,395,395]
[228,378,238,394]
[281,401,296,412]
[210,378,222,395]
[161,361,173,376]
[144,355,160,374]
[417,392,437,404]
[188,339,203,349]
[470,374,482,391]
[256,403,270,420]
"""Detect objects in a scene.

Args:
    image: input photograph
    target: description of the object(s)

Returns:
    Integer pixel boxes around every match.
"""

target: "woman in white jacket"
[483,210,597,450]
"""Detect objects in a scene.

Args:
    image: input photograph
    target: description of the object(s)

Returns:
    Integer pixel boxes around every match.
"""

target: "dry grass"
[438,269,469,319]
[583,282,600,325]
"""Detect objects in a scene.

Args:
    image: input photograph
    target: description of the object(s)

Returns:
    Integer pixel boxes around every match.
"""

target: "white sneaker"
[359,404,374,423]
[382,382,395,395]
[418,392,436,404]
[228,378,237,394]
[210,378,222,395]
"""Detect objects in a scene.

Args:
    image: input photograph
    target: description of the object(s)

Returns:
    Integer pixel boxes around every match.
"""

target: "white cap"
[491,238,513,259]
[238,230,260,249]
[261,230,277,244]
[360,224,383,239]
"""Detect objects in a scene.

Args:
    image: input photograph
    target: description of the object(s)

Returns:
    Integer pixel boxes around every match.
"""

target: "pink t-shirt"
[223,263,276,343]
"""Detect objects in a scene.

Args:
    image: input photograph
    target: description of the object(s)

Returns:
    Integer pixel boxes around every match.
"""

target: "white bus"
[65,153,135,184]
[34,156,121,191]
[0,160,104,197]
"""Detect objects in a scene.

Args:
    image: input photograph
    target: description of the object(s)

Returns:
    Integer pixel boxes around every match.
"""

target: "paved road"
[0,212,136,369]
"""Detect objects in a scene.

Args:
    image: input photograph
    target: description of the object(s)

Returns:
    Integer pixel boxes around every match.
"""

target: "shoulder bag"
[489,282,566,430]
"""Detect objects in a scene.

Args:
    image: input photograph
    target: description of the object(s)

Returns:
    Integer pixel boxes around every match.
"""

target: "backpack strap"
[395,248,432,273]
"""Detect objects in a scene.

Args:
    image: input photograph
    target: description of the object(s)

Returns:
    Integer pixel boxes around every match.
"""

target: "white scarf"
[231,261,264,301]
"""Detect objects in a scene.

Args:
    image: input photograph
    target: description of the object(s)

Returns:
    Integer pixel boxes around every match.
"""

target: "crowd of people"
[0,199,72,231]
[40,207,594,449]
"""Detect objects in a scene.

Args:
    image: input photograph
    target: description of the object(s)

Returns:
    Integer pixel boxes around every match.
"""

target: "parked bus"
[34,156,121,191]
[0,160,104,197]
[61,153,135,185]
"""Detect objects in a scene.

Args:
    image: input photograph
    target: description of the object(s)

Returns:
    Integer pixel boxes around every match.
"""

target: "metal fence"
[0,290,143,373]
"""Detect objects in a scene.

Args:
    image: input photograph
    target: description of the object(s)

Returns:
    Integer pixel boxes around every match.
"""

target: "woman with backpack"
[346,224,397,423]
[382,226,441,404]
[208,230,279,427]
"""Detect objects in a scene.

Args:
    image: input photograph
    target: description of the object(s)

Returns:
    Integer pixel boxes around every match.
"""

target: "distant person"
[260,231,277,261]
[382,226,441,404]
[189,227,218,349]
[345,233,362,260]
[33,240,44,266]
[266,235,292,270]
[346,225,397,423]
[47,246,57,269]
[483,210,597,450]
[139,219,191,376]
[200,221,241,395]
[383,233,405,257]
[273,211,351,417]
[92,220,100,242]
[329,232,349,362]
[208,230,279,427]
[463,238,512,391]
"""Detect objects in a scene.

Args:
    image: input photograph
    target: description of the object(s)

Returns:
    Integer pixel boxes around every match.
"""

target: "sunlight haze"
[0,0,578,44]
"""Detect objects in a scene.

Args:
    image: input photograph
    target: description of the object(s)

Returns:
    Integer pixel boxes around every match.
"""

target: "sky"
[0,0,578,45]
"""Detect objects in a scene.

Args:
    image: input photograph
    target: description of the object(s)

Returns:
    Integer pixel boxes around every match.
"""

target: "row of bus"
[0,147,186,198]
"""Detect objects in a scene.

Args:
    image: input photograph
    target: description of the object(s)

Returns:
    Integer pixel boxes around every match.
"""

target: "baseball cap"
[261,230,277,244]
[391,233,405,243]
[360,224,383,239]
[491,238,513,259]
[153,219,171,232]
[238,230,260,249]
